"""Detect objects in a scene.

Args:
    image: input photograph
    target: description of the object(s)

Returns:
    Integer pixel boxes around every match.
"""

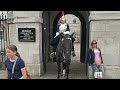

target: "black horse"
[56,32,74,79]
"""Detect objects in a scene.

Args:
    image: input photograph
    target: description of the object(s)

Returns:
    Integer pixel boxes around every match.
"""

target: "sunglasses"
[92,42,97,44]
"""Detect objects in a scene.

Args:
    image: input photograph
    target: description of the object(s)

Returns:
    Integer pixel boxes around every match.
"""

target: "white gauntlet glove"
[54,32,59,38]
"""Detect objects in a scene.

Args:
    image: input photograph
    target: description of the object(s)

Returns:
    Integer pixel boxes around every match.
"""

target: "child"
[5,45,27,79]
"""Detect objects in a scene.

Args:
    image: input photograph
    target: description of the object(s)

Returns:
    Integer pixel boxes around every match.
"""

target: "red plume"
[61,11,65,17]
[61,11,66,21]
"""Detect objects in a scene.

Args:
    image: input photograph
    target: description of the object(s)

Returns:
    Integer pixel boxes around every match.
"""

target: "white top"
[94,49,101,65]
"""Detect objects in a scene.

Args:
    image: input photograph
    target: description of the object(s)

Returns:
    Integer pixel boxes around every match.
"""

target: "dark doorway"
[42,11,50,73]
[42,11,89,76]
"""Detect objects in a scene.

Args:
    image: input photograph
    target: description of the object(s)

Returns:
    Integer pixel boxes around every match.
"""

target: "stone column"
[88,11,120,79]
[7,11,43,76]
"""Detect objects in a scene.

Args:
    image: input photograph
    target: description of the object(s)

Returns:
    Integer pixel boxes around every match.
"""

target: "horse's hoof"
[66,77,69,79]
[66,76,69,79]
[62,76,66,79]
[57,76,60,79]
[63,74,65,77]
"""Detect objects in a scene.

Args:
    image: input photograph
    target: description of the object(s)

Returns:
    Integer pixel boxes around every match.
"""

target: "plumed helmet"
[60,11,66,22]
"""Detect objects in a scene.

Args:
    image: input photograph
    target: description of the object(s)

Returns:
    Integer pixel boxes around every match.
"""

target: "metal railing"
[0,12,9,69]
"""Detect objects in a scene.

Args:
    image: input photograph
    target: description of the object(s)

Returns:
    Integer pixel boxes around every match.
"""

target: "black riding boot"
[52,47,57,62]
[71,37,76,57]
[72,44,76,57]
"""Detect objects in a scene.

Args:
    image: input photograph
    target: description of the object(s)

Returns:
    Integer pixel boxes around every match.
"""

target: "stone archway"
[42,11,90,76]
[53,11,89,63]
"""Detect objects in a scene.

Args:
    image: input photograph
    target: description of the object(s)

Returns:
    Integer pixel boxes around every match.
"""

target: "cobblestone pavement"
[0,43,87,79]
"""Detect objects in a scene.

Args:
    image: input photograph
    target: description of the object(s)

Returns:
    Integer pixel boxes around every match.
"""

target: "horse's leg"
[66,65,69,79]
[66,60,71,79]
[62,62,66,77]
[57,62,61,79]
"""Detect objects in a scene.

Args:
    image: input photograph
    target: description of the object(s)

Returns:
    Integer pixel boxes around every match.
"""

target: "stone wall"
[90,11,120,66]
[88,11,120,79]
[7,11,43,76]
